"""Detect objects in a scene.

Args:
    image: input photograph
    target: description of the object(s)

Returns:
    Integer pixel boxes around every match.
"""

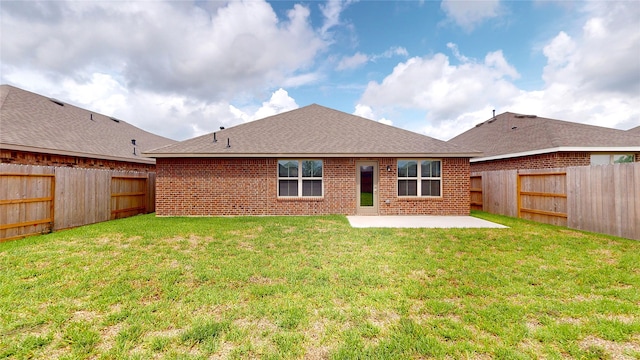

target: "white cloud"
[252,89,299,120]
[359,48,519,122]
[337,46,409,71]
[1,0,326,102]
[440,0,501,31]
[4,68,300,140]
[353,104,393,126]
[422,106,495,141]
[282,73,322,88]
[353,104,374,118]
[319,0,357,39]
[485,50,519,80]
[372,47,409,61]
[0,0,325,140]
[446,43,469,63]
[337,52,369,70]
[358,1,640,139]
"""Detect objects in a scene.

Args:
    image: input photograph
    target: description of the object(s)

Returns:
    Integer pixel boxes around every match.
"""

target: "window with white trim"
[397,159,441,197]
[278,160,323,197]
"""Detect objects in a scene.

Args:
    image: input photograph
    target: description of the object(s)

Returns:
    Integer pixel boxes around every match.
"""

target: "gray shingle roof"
[0,85,175,164]
[628,125,640,135]
[449,112,640,159]
[145,104,480,158]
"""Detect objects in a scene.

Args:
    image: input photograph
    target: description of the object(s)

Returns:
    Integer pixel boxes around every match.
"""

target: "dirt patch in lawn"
[97,323,123,352]
[233,317,278,352]
[303,319,333,359]
[248,275,286,285]
[579,335,640,359]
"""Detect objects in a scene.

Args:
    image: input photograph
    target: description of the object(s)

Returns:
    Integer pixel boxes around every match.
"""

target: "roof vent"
[90,113,94,121]
[131,139,136,146]
[49,98,64,106]
[488,110,496,123]
[514,114,537,119]
[512,126,518,130]
[110,117,120,123]
[475,122,483,127]
[220,126,225,130]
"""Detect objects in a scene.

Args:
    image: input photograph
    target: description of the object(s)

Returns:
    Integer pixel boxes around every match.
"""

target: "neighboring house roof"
[0,85,175,164]
[448,112,640,162]
[628,125,640,135]
[145,104,480,158]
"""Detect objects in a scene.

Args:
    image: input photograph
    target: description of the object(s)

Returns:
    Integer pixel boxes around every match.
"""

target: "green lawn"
[360,192,373,206]
[1,212,639,359]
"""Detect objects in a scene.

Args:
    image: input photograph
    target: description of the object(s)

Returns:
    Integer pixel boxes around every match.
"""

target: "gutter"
[143,152,483,159]
[1,143,156,165]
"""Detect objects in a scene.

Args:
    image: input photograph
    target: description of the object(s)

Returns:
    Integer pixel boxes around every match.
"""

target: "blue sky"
[2,0,639,141]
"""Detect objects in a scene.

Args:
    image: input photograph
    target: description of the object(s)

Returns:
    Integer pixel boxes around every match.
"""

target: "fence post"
[516,171,521,218]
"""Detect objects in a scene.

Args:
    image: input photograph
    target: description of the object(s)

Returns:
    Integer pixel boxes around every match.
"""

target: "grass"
[1,211,639,359]
[360,192,373,206]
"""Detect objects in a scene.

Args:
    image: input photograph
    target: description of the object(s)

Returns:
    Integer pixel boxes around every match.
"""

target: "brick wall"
[470,151,640,172]
[470,152,590,172]
[1,149,155,172]
[156,157,471,216]
[377,157,470,216]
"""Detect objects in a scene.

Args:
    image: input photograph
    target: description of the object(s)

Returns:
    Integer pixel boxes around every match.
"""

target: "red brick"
[156,157,471,216]
[1,149,155,172]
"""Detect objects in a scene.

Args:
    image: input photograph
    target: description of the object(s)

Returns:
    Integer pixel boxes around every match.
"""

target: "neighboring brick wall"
[470,151,640,172]
[156,157,471,216]
[0,149,155,172]
[470,152,591,172]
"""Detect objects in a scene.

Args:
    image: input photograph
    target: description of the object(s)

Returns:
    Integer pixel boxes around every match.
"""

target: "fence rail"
[472,163,639,240]
[0,170,55,241]
[1,164,155,242]
[517,171,567,227]
[110,175,149,219]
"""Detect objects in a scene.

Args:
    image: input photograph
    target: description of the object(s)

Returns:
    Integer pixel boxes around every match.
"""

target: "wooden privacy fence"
[0,164,156,241]
[0,170,55,241]
[517,171,567,227]
[470,175,483,211]
[472,163,640,240]
[111,175,149,219]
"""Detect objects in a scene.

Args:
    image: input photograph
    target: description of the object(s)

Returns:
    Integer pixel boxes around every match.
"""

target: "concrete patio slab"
[346,216,508,229]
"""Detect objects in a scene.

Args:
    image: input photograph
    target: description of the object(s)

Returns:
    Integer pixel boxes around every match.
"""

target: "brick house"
[145,104,480,216]
[0,85,175,172]
[448,112,640,172]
